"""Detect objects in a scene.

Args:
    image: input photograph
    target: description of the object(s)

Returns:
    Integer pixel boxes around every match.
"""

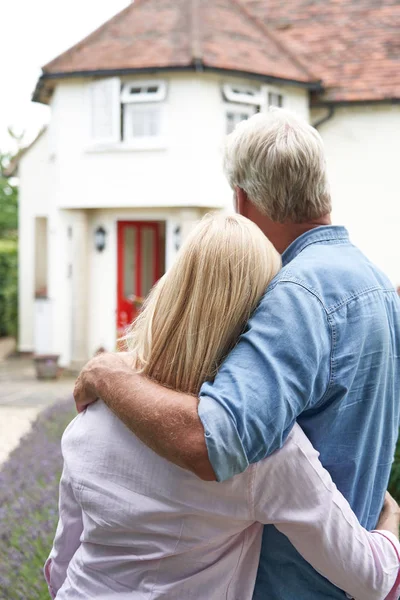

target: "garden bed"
[0,401,75,600]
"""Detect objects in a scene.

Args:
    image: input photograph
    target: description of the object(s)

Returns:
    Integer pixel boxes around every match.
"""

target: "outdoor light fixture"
[95,226,107,252]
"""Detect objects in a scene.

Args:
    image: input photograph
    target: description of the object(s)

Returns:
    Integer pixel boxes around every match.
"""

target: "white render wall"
[18,72,309,364]
[47,73,309,211]
[312,104,400,286]
[18,130,51,352]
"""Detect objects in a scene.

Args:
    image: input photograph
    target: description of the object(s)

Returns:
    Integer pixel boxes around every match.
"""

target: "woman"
[45,214,400,600]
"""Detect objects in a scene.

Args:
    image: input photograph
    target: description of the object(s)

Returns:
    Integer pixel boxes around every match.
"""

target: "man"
[75,109,400,599]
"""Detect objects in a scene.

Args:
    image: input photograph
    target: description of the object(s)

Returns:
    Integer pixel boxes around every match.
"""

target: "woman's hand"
[376,492,400,539]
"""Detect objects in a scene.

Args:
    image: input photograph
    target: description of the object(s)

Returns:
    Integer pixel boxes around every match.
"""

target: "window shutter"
[89,77,121,144]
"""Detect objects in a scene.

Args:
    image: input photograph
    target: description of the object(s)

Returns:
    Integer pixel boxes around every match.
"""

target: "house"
[18,0,400,368]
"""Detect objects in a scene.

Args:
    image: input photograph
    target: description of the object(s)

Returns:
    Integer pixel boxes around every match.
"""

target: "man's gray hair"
[223,109,332,223]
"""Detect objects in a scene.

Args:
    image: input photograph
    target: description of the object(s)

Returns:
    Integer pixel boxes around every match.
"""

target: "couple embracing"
[45,109,400,599]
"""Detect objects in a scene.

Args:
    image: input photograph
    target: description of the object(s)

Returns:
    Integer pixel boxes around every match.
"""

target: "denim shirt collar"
[281,225,350,267]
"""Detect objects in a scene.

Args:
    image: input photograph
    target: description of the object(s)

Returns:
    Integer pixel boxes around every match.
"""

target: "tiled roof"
[34,0,400,104]
[244,0,400,103]
[33,0,318,103]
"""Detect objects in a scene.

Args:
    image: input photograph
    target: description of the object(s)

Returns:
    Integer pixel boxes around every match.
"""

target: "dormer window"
[88,77,167,147]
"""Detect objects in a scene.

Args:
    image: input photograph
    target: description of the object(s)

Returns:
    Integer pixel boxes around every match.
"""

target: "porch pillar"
[70,210,89,371]
[166,209,203,269]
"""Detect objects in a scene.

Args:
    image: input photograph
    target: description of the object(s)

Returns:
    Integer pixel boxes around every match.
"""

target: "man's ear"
[235,187,249,217]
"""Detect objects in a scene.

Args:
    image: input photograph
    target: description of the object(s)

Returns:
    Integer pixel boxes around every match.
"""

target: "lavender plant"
[0,400,75,600]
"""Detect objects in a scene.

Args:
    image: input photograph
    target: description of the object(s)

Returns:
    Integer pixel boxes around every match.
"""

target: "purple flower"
[0,399,75,599]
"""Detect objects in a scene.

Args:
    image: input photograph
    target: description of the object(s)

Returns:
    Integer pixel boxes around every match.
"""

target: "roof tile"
[244,0,400,102]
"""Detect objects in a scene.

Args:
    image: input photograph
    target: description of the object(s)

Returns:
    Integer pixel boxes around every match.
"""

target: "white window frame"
[87,78,168,151]
[121,80,167,104]
[222,83,264,106]
[123,103,164,143]
[267,87,284,108]
[225,103,259,135]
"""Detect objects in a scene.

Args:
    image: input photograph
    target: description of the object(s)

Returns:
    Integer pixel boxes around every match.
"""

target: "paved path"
[0,340,75,466]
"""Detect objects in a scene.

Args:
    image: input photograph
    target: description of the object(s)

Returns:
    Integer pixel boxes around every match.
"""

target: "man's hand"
[376,491,400,539]
[74,352,134,413]
[73,352,215,481]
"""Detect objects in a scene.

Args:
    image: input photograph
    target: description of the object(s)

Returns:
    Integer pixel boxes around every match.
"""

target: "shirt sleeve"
[44,464,83,598]
[198,280,331,481]
[251,424,400,600]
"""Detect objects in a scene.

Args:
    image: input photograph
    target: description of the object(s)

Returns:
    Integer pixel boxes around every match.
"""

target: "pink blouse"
[45,401,400,599]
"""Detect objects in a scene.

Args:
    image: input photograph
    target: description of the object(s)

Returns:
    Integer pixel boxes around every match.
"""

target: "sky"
[0,0,130,151]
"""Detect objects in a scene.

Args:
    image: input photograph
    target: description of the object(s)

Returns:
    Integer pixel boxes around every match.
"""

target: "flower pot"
[34,354,60,380]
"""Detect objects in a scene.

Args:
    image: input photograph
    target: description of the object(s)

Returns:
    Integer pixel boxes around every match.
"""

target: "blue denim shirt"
[198,226,400,599]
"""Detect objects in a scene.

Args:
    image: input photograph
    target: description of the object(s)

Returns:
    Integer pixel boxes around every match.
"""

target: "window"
[88,78,167,146]
[226,104,258,135]
[222,83,262,135]
[34,217,48,298]
[223,84,263,106]
[268,91,284,107]
[121,80,166,142]
[121,81,167,104]
[123,105,161,139]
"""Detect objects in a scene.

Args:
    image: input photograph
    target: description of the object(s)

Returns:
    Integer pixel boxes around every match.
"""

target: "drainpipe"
[312,105,335,130]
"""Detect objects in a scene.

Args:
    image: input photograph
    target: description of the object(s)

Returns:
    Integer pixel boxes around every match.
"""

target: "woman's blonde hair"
[124,214,281,395]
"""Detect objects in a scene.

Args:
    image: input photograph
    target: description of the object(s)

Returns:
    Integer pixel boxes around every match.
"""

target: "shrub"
[0,239,18,338]
[389,433,400,503]
[0,400,75,600]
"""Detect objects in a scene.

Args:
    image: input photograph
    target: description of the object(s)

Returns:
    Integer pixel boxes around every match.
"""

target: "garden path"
[0,343,75,466]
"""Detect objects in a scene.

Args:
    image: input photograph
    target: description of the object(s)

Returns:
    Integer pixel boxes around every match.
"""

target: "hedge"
[0,239,18,338]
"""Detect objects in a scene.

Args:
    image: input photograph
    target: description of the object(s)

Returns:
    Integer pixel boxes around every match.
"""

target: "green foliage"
[0,239,18,337]
[388,433,400,502]
[0,152,18,239]
[0,144,19,338]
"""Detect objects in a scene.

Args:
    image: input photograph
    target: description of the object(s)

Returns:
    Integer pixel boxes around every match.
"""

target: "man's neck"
[235,189,332,254]
[261,216,332,254]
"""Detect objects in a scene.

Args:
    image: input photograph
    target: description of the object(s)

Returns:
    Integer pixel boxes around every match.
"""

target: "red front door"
[117,221,164,337]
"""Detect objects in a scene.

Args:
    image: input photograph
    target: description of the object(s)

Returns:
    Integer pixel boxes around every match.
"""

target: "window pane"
[268,92,283,107]
[141,227,155,297]
[124,105,161,139]
[226,111,252,135]
[124,227,136,297]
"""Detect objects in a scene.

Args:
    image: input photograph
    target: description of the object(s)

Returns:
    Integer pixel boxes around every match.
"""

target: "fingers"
[73,352,130,414]
[73,376,89,413]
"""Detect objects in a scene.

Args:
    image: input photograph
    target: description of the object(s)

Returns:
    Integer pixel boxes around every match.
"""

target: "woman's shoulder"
[61,400,121,455]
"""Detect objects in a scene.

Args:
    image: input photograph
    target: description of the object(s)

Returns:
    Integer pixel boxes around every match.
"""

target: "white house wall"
[48,74,309,211]
[18,130,50,352]
[313,104,400,286]
[18,72,309,364]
